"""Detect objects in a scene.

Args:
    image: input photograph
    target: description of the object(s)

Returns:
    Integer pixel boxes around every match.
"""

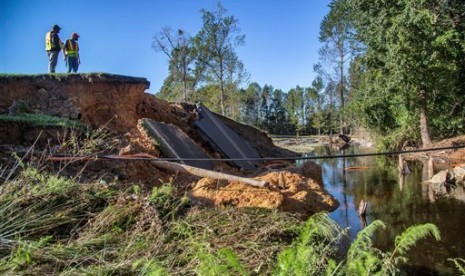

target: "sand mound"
[189,170,339,215]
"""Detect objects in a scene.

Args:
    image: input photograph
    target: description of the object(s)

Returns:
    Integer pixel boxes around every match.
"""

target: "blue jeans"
[67,56,79,73]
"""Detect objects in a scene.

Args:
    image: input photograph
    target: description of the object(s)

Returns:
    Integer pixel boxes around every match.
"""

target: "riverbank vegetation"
[1,159,464,275]
[0,99,85,129]
[0,113,85,129]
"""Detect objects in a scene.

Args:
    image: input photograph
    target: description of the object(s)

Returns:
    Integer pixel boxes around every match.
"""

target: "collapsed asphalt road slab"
[141,118,214,170]
[194,102,261,170]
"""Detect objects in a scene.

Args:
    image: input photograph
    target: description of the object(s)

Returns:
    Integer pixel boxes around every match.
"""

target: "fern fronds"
[392,223,440,257]
[325,259,345,276]
[346,220,386,275]
[347,220,385,261]
[274,212,345,276]
[300,212,343,245]
[448,258,465,275]
[381,223,441,275]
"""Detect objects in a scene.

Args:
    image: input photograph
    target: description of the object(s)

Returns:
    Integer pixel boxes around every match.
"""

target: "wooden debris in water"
[358,199,368,217]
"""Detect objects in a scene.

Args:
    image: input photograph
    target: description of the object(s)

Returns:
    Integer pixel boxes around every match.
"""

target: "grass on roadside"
[0,113,85,129]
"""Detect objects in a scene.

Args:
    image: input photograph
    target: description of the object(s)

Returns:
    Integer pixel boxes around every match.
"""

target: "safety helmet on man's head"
[71,32,80,39]
[52,24,61,30]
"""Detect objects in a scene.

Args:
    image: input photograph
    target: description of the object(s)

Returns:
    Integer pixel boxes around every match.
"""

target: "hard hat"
[52,24,61,30]
[71,32,80,39]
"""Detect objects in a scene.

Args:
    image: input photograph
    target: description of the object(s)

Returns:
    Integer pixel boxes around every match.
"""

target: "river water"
[304,145,465,275]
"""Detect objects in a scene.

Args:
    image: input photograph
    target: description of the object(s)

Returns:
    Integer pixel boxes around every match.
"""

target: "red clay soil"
[189,169,339,216]
[118,124,160,157]
[434,135,465,164]
[403,135,465,167]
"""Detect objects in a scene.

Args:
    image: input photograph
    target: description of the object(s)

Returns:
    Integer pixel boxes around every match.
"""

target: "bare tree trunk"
[419,89,432,148]
[219,58,226,116]
[329,109,333,136]
[340,54,345,135]
[220,83,225,116]
[420,110,432,148]
[182,74,187,102]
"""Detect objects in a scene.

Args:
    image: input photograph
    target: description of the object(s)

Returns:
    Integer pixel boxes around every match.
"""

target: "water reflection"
[302,145,465,275]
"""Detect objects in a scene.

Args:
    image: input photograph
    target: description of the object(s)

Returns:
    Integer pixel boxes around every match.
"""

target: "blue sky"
[0,0,330,93]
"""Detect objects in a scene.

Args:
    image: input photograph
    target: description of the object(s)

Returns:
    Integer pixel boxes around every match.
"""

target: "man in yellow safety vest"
[45,24,64,73]
[64,33,81,73]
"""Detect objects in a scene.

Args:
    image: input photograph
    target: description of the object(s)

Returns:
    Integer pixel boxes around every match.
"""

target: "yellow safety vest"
[65,39,79,57]
[45,31,63,51]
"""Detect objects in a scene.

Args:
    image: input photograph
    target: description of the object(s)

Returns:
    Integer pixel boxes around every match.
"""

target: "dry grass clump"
[164,207,301,275]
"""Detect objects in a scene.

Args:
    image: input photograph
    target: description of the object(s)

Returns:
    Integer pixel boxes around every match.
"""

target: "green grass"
[0,138,457,275]
[0,165,449,276]
[0,72,106,78]
[0,72,148,81]
[0,73,70,77]
[0,113,85,129]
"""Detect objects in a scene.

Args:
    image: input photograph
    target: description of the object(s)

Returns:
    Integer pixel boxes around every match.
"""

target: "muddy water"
[303,145,465,275]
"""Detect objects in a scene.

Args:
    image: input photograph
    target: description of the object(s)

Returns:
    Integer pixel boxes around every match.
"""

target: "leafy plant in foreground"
[2,236,52,271]
[274,212,345,276]
[346,220,386,275]
[149,179,190,220]
[196,247,249,276]
[347,221,441,275]
[449,258,465,275]
[132,258,169,276]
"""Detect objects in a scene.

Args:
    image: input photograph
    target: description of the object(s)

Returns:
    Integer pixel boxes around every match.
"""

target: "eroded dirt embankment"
[0,73,338,215]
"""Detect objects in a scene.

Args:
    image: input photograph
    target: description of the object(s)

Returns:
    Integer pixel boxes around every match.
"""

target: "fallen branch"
[151,160,269,188]
[47,154,269,188]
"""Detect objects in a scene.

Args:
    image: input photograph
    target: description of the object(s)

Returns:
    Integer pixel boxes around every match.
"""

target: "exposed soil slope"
[0,73,338,215]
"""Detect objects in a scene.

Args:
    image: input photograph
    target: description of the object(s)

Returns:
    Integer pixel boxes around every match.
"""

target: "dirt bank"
[0,73,340,215]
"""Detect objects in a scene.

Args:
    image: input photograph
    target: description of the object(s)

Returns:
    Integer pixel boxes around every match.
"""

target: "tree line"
[154,1,465,148]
